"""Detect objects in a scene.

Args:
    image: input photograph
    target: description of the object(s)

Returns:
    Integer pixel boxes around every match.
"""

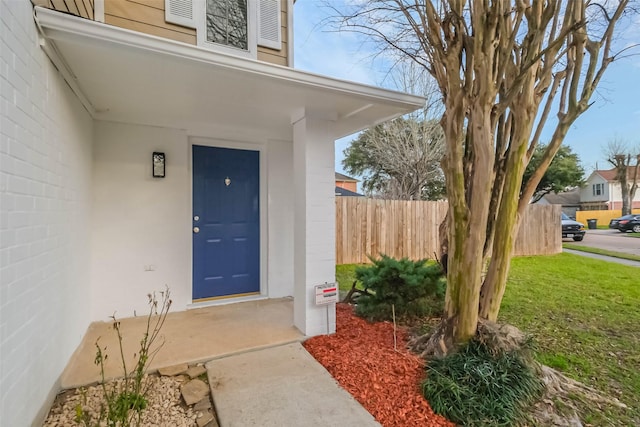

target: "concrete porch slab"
[206,343,381,427]
[61,298,303,388]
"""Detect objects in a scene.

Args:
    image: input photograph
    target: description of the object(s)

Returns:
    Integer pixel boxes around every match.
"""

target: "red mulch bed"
[303,304,454,427]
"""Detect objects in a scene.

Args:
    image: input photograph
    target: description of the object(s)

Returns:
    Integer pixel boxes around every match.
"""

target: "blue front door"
[192,145,260,300]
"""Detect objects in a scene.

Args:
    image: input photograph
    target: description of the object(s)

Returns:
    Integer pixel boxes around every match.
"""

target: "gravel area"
[44,374,206,427]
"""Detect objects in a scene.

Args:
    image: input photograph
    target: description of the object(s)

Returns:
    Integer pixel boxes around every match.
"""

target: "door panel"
[192,145,260,300]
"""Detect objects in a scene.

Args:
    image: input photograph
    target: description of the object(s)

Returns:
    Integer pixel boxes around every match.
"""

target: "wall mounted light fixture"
[153,152,165,178]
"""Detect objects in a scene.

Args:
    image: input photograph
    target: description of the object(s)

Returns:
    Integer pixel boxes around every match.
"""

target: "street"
[564,228,640,256]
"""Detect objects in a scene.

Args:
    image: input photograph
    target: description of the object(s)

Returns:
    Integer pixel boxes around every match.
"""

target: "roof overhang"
[33,7,424,140]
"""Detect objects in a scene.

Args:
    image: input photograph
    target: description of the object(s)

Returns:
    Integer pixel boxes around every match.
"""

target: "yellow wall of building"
[576,209,640,226]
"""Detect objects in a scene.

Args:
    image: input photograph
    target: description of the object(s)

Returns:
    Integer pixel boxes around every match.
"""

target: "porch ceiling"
[34,7,424,140]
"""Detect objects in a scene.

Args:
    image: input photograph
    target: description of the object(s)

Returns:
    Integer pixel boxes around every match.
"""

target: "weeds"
[75,288,172,427]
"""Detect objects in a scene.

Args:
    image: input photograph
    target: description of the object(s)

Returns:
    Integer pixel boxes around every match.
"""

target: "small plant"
[422,339,544,427]
[354,254,445,322]
[75,288,172,427]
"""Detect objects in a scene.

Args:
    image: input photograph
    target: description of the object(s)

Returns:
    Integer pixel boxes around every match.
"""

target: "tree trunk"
[629,159,640,209]
[479,136,528,320]
[443,104,495,344]
[621,171,631,216]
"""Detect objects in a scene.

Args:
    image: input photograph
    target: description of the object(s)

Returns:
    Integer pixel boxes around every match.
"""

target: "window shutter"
[165,0,196,29]
[258,0,282,50]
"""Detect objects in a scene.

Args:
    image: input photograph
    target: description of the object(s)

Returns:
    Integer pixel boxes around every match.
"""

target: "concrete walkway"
[61,298,303,388]
[61,298,380,426]
[206,343,380,427]
[563,248,640,267]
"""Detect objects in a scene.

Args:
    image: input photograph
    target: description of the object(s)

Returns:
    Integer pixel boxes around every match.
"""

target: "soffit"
[34,7,424,140]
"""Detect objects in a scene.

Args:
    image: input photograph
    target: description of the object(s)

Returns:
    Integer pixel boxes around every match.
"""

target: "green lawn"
[336,254,640,425]
[500,253,640,425]
[336,263,364,291]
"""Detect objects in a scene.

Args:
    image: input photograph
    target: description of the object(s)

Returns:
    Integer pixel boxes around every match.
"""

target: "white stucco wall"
[0,2,94,425]
[91,121,191,320]
[609,182,640,203]
[91,123,296,320]
[267,140,294,297]
[611,183,621,201]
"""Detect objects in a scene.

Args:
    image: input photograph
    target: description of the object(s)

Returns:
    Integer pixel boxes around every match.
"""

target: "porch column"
[292,110,337,336]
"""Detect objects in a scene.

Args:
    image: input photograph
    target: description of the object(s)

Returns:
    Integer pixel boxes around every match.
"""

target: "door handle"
[193,227,200,234]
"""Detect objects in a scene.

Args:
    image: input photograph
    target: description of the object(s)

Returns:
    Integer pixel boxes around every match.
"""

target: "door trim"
[188,137,268,304]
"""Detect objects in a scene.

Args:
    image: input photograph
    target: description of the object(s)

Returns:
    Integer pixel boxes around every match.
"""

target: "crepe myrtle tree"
[333,0,633,348]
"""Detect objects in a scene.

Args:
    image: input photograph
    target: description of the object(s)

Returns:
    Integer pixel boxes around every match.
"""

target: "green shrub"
[422,339,543,427]
[354,255,445,321]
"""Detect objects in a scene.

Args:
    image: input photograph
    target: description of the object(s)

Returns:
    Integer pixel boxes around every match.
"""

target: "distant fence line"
[335,197,561,265]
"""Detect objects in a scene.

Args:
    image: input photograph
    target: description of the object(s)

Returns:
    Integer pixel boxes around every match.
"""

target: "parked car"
[561,213,585,241]
[608,215,631,229]
[612,214,640,233]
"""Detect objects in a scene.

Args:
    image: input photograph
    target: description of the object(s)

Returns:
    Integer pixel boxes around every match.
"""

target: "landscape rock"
[43,374,197,426]
[194,397,212,411]
[186,364,207,379]
[158,363,189,376]
[181,378,210,405]
[196,410,215,427]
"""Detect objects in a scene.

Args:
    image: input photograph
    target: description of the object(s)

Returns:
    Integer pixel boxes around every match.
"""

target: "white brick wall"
[292,114,337,337]
[0,1,94,425]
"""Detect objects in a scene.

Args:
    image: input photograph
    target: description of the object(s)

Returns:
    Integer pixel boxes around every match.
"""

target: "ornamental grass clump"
[354,255,445,322]
[422,339,544,427]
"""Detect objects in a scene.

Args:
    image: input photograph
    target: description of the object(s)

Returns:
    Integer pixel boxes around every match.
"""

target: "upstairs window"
[166,0,282,59]
[206,0,248,50]
[592,183,604,196]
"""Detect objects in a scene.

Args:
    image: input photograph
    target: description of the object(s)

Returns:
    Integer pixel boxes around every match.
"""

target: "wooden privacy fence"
[335,197,561,264]
[515,203,562,256]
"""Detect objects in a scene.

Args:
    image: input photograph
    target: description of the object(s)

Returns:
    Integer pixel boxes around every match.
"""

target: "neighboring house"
[537,187,581,218]
[335,186,364,197]
[579,169,640,210]
[335,172,363,196]
[0,1,423,425]
[335,172,359,192]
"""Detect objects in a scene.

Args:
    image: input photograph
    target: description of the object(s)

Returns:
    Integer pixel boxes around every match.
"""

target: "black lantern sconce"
[153,152,165,178]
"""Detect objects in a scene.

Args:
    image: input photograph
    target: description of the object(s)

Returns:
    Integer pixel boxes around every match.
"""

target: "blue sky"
[293,2,640,179]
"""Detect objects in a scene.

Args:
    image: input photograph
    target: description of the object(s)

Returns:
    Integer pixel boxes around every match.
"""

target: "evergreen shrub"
[354,255,445,321]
